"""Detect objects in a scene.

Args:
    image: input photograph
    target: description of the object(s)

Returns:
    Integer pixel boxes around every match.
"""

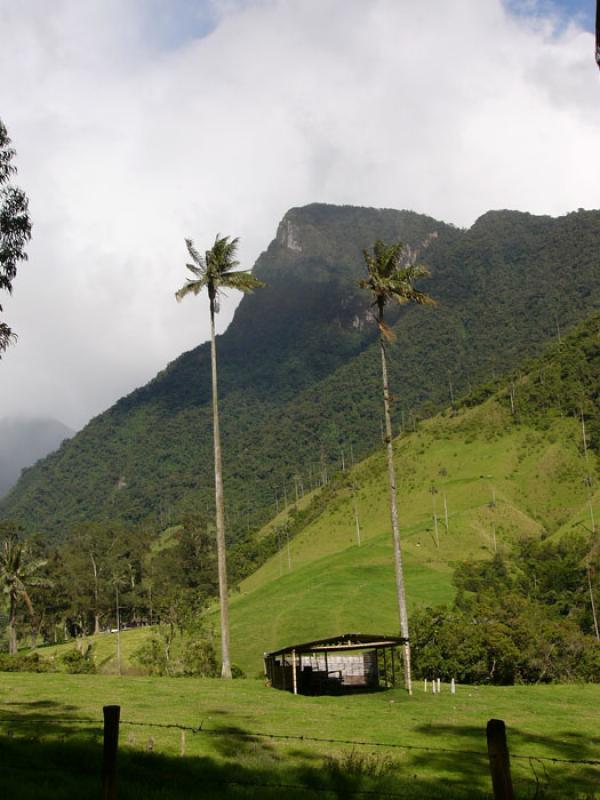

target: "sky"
[0,0,598,431]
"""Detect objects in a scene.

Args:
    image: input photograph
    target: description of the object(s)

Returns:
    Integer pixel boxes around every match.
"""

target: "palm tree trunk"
[91,554,101,635]
[379,316,413,694]
[588,566,599,641]
[8,594,17,655]
[210,299,232,679]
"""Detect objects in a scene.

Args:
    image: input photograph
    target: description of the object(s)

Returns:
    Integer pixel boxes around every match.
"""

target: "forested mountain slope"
[2,204,600,538]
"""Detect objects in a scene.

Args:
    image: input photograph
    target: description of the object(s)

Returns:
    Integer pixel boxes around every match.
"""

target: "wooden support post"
[292,648,298,695]
[180,729,186,756]
[383,647,388,687]
[487,719,515,800]
[102,705,120,800]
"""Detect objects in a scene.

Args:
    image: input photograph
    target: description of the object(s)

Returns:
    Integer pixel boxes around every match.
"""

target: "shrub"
[231,663,246,679]
[132,636,169,676]
[182,636,218,677]
[0,652,53,673]
[60,646,96,674]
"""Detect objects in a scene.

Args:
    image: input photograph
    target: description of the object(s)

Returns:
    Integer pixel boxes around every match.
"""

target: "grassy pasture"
[33,625,152,675]
[0,674,599,798]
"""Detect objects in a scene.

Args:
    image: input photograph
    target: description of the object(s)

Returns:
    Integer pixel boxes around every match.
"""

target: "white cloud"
[0,0,598,429]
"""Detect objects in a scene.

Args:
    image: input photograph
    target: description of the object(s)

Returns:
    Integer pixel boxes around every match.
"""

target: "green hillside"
[28,401,596,676]
[222,314,600,673]
[227,406,596,673]
[3,205,600,540]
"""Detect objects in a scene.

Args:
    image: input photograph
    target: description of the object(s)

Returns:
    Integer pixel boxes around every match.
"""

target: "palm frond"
[221,271,266,293]
[22,558,48,578]
[378,319,396,342]
[185,239,205,267]
[175,277,207,302]
[185,262,204,278]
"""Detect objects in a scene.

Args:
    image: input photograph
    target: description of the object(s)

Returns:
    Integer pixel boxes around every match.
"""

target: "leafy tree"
[176,234,264,678]
[0,535,47,654]
[413,533,600,685]
[0,118,31,355]
[58,521,139,636]
[359,240,434,694]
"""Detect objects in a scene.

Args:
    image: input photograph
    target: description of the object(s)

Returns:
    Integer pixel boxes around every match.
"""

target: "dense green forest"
[2,205,600,544]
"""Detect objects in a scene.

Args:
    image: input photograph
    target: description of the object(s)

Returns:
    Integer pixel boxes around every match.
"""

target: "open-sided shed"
[264,632,406,695]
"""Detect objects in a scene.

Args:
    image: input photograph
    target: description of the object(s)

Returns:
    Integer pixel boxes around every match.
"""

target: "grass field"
[0,673,599,798]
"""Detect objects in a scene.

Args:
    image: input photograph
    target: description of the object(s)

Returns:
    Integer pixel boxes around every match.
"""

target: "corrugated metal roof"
[265,632,407,657]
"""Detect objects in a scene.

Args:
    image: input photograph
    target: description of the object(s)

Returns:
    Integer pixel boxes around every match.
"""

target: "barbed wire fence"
[1,709,598,799]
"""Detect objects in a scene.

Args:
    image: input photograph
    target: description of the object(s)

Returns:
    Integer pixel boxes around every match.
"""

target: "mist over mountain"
[0,417,73,498]
[1,203,600,537]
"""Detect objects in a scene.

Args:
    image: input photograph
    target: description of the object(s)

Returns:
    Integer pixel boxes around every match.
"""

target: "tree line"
[411,534,600,684]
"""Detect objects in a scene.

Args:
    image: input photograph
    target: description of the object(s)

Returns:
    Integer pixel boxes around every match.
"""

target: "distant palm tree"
[176,235,264,679]
[359,240,435,694]
[0,536,47,655]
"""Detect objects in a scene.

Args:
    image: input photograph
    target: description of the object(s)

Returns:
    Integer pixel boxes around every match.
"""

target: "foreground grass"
[0,674,598,798]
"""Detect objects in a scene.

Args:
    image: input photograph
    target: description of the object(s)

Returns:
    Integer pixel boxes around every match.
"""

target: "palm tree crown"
[359,239,435,324]
[176,235,264,310]
[1,535,47,654]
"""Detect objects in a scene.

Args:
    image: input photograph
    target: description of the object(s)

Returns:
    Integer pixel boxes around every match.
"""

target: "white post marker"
[437,678,441,693]
[424,678,428,692]
[451,678,456,695]
[292,648,298,695]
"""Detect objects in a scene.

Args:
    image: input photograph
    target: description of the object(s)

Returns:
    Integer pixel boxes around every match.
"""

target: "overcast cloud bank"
[0,0,598,429]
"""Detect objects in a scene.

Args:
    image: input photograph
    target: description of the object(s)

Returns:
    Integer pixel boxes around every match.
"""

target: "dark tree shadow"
[411,722,600,798]
[1,703,598,799]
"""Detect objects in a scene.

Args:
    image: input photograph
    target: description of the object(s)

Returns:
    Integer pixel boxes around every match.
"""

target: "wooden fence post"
[486,718,515,800]
[102,705,120,800]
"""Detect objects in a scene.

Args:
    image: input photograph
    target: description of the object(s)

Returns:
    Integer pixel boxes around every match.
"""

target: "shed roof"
[265,632,407,658]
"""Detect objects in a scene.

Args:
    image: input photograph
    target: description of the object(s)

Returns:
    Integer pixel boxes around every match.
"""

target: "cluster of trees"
[411,535,600,684]
[0,515,218,659]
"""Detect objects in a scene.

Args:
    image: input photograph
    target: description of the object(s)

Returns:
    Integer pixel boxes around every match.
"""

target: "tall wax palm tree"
[0,536,47,655]
[176,235,264,679]
[359,240,435,695]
